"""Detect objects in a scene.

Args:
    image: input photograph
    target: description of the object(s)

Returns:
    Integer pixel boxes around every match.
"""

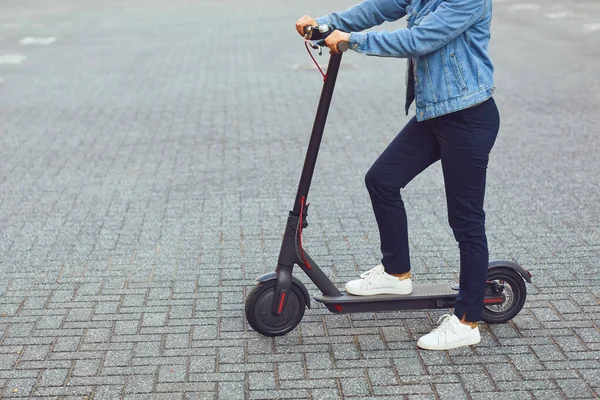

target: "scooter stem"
[292,53,343,214]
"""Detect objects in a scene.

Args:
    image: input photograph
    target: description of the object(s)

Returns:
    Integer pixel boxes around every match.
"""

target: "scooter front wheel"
[245,280,306,337]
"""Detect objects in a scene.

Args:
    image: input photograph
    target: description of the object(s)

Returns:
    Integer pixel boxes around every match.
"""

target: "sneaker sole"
[345,287,413,296]
[417,336,481,351]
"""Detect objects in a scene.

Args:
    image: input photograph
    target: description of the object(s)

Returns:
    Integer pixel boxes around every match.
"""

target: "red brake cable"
[305,41,327,81]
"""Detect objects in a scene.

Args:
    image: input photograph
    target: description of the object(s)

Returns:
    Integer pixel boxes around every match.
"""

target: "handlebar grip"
[337,42,349,53]
[303,25,313,38]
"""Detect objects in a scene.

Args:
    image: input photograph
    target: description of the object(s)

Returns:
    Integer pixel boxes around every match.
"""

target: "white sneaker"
[417,314,481,350]
[345,264,412,296]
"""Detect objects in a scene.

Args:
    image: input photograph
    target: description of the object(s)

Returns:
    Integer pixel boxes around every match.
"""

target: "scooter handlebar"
[337,42,349,53]
[303,25,348,53]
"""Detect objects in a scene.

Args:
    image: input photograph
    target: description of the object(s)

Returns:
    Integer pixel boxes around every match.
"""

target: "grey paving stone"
[485,362,520,382]
[133,342,162,358]
[125,373,157,394]
[248,372,276,391]
[189,356,216,375]
[434,383,468,400]
[496,379,557,391]
[91,385,124,400]
[508,353,545,372]
[103,349,133,368]
[366,366,397,387]
[114,320,140,335]
[217,346,244,365]
[331,342,360,360]
[52,336,82,353]
[71,359,102,377]
[277,362,305,381]
[530,389,565,400]
[473,392,534,400]
[579,368,600,388]
[555,378,596,399]
[39,368,69,387]
[339,376,370,396]
[217,381,245,400]
[156,382,214,393]
[310,388,342,400]
[532,344,567,361]
[158,365,187,383]
[141,313,168,328]
[554,335,589,353]
[183,392,216,400]
[83,328,111,344]
[66,308,93,322]
[0,353,18,370]
[2,377,36,398]
[460,372,495,393]
[304,352,334,370]
[394,356,427,376]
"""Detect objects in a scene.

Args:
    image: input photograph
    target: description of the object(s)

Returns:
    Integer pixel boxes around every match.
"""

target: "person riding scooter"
[296,0,500,351]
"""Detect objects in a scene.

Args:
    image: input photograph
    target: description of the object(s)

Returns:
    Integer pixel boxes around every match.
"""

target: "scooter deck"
[313,283,459,314]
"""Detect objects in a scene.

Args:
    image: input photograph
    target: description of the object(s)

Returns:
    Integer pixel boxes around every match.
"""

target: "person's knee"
[449,216,486,243]
[365,167,382,193]
[365,165,406,199]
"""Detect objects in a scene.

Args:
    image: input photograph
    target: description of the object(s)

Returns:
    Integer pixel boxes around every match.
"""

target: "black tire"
[245,280,306,337]
[481,267,527,324]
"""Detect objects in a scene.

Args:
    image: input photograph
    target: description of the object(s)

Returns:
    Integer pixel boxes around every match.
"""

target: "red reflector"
[334,304,342,312]
[484,298,503,304]
[278,292,286,314]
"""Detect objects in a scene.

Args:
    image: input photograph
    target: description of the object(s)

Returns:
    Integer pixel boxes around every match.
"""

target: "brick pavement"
[0,0,599,398]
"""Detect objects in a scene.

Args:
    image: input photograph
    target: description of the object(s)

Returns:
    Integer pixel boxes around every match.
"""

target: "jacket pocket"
[449,53,468,93]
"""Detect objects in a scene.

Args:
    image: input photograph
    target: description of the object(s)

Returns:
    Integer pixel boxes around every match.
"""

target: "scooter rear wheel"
[481,267,527,324]
[245,280,306,337]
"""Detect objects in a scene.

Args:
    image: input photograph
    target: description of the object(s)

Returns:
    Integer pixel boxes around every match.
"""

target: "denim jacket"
[316,0,496,121]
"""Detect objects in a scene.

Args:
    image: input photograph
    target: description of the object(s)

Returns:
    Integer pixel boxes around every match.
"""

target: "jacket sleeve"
[349,0,487,57]
[316,0,410,33]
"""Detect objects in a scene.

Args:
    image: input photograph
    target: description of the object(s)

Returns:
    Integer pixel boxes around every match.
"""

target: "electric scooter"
[245,25,531,337]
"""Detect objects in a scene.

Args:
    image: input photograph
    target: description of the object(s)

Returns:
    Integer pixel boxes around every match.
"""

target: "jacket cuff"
[349,32,367,53]
[316,15,334,29]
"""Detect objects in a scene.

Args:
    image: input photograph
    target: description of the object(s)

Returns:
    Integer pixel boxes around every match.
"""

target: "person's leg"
[417,98,499,351]
[437,98,500,322]
[345,117,440,296]
[365,117,440,274]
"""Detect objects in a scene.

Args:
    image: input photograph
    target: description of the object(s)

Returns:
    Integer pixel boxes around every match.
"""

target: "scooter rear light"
[334,304,342,312]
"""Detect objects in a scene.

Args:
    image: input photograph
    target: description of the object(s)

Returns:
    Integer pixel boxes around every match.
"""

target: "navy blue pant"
[365,98,500,322]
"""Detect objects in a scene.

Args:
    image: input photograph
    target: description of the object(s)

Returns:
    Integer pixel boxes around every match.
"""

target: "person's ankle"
[391,272,411,280]
[459,314,478,328]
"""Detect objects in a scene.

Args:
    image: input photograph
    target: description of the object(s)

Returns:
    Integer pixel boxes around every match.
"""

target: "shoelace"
[433,314,457,335]
[359,264,385,281]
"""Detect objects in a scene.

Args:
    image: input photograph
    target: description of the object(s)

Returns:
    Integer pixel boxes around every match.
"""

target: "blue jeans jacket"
[316,0,496,121]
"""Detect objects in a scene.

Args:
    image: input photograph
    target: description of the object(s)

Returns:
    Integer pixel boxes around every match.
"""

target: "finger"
[296,17,306,36]
[327,41,338,54]
[296,20,304,36]
[325,36,339,54]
